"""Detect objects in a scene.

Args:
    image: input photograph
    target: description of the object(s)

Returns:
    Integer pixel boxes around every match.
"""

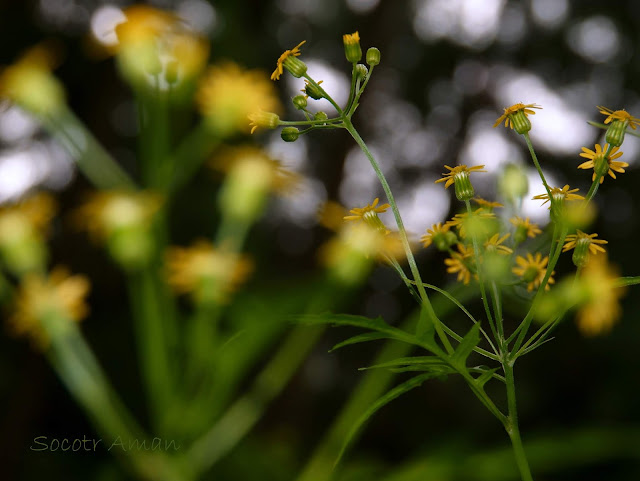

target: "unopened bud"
[454,173,475,202]
[292,95,307,110]
[304,81,324,100]
[355,64,368,80]
[281,127,299,142]
[605,120,627,147]
[343,32,362,63]
[366,47,380,66]
[314,111,328,122]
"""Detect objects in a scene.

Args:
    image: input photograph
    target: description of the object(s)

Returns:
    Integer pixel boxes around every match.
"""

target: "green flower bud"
[510,110,532,134]
[292,95,307,110]
[304,81,324,100]
[454,172,475,202]
[605,120,628,147]
[366,47,381,66]
[355,64,368,81]
[314,111,328,122]
[572,239,590,268]
[281,127,299,142]
[283,55,307,78]
[343,32,362,63]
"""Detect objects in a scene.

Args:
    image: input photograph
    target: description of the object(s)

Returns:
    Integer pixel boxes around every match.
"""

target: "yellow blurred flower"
[513,252,555,292]
[9,266,90,347]
[166,240,252,304]
[493,103,541,129]
[444,243,475,285]
[578,143,628,184]
[445,208,496,239]
[112,5,208,84]
[420,222,450,249]
[73,190,161,242]
[484,233,513,255]
[0,43,65,115]
[576,254,625,336]
[509,217,541,239]
[271,40,306,81]
[318,201,348,231]
[197,62,280,136]
[598,106,640,129]
[472,197,503,210]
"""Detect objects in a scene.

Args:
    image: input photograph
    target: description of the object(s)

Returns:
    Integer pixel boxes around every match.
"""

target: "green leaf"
[416,304,436,348]
[334,372,438,468]
[330,332,391,352]
[451,324,480,369]
[473,367,500,388]
[359,356,449,371]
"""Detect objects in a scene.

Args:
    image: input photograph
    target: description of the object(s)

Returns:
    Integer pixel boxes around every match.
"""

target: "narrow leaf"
[330,332,391,352]
[473,367,500,388]
[451,324,480,368]
[359,356,449,371]
[334,372,437,468]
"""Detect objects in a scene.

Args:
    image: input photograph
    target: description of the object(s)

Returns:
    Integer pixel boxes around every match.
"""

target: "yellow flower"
[576,254,625,336]
[73,190,161,242]
[435,164,486,189]
[420,223,450,248]
[166,240,252,304]
[562,231,607,255]
[9,267,90,347]
[513,252,555,292]
[578,143,628,184]
[509,217,542,239]
[344,197,391,222]
[444,243,475,285]
[493,103,542,129]
[197,62,281,136]
[113,6,208,83]
[0,193,57,242]
[343,32,360,45]
[271,40,306,81]
[247,110,280,134]
[318,201,348,231]
[597,106,640,130]
[0,43,65,114]
[445,209,496,239]
[484,233,513,255]
[472,197,503,210]
[532,185,584,206]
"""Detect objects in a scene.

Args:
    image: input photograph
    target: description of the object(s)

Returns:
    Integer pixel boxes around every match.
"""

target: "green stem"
[343,119,453,354]
[523,133,551,198]
[303,73,343,115]
[504,362,534,481]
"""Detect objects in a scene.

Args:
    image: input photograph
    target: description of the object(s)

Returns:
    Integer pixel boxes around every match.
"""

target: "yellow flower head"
[9,267,90,347]
[271,40,306,81]
[562,230,607,255]
[445,208,496,239]
[343,32,360,45]
[576,254,625,336]
[197,62,281,136]
[318,201,348,231]
[472,197,503,210]
[578,143,628,184]
[420,222,450,249]
[435,164,486,189]
[513,252,555,292]
[493,103,542,129]
[73,190,161,242]
[598,106,640,130]
[113,6,209,83]
[444,243,476,285]
[0,43,65,114]
[166,240,252,304]
[0,193,57,243]
[532,185,584,206]
[344,198,391,233]
[509,217,542,239]
[484,233,513,255]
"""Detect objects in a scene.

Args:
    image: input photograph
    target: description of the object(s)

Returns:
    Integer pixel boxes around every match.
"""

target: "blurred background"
[1,0,640,480]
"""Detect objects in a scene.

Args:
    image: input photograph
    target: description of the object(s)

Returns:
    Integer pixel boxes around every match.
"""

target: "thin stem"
[343,119,453,354]
[303,74,343,115]
[523,133,551,198]
[504,363,534,481]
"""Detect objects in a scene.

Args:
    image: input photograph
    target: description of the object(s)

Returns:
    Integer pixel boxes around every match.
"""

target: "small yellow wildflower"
[509,217,542,239]
[513,252,555,292]
[420,223,450,249]
[318,201,348,231]
[271,40,306,81]
[9,267,90,347]
[576,254,625,336]
[484,233,513,255]
[0,43,65,114]
[597,106,640,129]
[166,240,252,304]
[578,143,628,184]
[342,32,362,63]
[562,231,607,255]
[445,209,496,239]
[248,110,280,134]
[197,62,281,136]
[344,198,390,222]
[493,103,542,129]
[444,243,475,285]
[532,185,584,206]
[472,198,503,210]
[343,32,360,45]
[435,165,486,189]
